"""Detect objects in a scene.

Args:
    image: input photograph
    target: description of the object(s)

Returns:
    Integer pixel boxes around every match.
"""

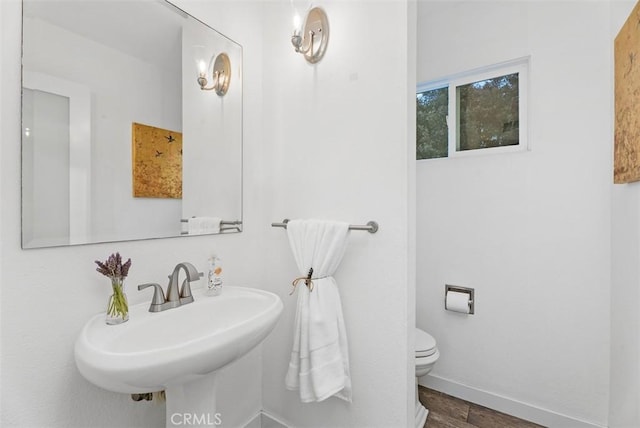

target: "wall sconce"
[196,52,231,96]
[291,6,329,64]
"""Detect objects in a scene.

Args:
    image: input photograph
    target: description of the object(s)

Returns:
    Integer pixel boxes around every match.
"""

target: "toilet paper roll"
[446,291,470,314]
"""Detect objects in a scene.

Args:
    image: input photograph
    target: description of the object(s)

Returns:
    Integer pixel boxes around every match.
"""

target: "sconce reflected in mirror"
[195,49,231,96]
[291,6,329,64]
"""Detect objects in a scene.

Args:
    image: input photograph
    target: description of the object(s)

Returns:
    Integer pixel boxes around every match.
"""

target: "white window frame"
[417,57,529,159]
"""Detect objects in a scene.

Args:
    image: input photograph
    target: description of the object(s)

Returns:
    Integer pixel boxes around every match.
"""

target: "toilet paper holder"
[445,285,475,314]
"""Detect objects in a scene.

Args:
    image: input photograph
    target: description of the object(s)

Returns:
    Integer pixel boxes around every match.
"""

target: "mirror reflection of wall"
[21,0,243,249]
[181,19,243,228]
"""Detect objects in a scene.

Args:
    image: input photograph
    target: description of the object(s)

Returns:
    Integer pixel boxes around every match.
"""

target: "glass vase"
[106,277,129,325]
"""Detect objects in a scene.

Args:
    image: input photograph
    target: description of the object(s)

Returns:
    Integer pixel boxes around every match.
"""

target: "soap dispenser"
[206,255,223,296]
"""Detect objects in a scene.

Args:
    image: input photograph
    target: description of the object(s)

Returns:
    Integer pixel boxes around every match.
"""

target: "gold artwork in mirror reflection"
[132,122,182,198]
[614,0,640,183]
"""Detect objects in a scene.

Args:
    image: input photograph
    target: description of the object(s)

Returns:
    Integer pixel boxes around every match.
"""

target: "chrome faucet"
[138,262,203,312]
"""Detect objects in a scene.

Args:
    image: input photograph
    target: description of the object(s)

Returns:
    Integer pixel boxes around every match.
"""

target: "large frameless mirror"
[21,0,243,249]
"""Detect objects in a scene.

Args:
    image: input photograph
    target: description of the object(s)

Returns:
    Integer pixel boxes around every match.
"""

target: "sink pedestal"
[165,372,220,427]
[75,286,283,427]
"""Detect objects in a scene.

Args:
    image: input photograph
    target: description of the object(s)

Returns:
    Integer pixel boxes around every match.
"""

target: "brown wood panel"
[420,388,469,422]
[419,386,546,428]
[467,404,543,428]
[614,0,640,183]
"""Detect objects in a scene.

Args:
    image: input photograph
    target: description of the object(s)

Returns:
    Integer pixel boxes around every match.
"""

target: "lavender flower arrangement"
[95,252,132,280]
[95,252,132,324]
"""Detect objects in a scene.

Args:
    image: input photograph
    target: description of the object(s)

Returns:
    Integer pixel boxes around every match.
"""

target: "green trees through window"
[417,87,448,160]
[458,73,519,151]
[416,60,526,160]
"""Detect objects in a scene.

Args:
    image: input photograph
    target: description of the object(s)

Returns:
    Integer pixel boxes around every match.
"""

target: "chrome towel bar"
[271,219,379,234]
[180,218,242,225]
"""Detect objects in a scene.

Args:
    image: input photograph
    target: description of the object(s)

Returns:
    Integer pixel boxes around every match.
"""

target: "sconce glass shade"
[193,44,210,75]
[291,7,329,64]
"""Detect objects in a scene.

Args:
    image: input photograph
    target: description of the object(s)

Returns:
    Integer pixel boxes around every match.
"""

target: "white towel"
[187,217,221,235]
[187,217,201,235]
[284,219,352,403]
[202,217,221,234]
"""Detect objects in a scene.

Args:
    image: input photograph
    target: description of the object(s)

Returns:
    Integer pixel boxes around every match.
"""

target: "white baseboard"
[244,411,289,428]
[421,374,606,428]
[260,412,289,428]
[244,413,262,428]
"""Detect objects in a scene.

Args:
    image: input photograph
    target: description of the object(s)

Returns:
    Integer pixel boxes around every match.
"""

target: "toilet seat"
[415,328,437,358]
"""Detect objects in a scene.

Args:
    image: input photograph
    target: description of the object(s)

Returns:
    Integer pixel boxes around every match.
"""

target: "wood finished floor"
[418,386,546,428]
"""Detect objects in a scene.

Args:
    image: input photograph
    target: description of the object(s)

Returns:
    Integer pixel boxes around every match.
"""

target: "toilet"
[415,328,439,428]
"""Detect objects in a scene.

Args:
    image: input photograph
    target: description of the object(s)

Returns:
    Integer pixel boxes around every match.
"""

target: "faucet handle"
[138,283,166,311]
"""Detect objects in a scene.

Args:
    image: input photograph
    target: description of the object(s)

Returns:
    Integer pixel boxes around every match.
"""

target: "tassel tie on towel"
[289,267,329,295]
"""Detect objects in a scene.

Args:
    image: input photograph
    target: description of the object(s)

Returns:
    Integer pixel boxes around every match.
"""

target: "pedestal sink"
[75,286,283,427]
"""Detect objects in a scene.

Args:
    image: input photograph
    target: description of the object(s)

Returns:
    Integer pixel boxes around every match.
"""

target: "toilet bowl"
[415,328,439,428]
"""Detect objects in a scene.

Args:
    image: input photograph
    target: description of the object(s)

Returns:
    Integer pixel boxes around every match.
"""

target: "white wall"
[416,1,612,426]
[609,2,640,426]
[610,185,640,428]
[1,0,265,426]
[258,1,415,427]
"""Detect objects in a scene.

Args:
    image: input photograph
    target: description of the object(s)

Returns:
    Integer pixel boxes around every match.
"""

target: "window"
[417,59,528,160]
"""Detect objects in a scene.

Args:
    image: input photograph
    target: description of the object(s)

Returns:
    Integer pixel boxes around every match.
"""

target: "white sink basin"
[75,286,283,394]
